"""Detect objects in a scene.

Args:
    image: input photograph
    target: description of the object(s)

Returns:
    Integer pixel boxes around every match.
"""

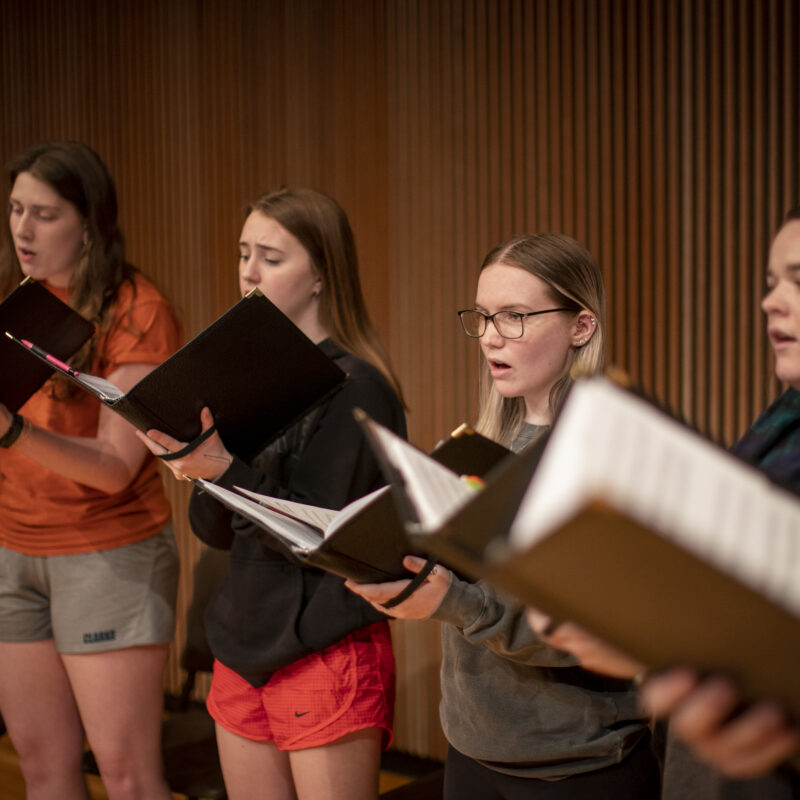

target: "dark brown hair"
[1,141,136,379]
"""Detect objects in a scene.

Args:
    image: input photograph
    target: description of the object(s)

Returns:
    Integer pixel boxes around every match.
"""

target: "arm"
[525,609,645,678]
[1,362,160,494]
[347,555,579,667]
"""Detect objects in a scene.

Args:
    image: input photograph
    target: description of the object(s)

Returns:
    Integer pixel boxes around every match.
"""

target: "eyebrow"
[766,264,800,278]
[8,198,60,212]
[472,303,534,313]
[238,241,285,255]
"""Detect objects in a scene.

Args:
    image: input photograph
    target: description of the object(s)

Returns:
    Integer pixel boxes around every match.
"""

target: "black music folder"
[0,277,95,412]
[7,289,346,460]
[360,377,800,722]
[195,425,509,583]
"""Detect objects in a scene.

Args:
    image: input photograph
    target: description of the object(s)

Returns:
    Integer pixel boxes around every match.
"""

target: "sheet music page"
[195,479,324,551]
[235,488,337,534]
[73,372,124,401]
[235,485,390,540]
[366,421,475,531]
[510,378,800,617]
[324,486,391,538]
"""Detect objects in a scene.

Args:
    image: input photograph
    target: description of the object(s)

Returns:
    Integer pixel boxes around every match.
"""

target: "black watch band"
[0,412,25,449]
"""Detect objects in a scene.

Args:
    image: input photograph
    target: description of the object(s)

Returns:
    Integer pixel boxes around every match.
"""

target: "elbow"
[93,453,145,495]
[97,468,138,495]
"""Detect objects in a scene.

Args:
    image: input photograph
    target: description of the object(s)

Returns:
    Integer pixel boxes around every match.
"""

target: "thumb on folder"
[137,407,233,482]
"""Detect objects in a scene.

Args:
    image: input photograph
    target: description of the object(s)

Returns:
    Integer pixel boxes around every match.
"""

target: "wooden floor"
[0,734,413,799]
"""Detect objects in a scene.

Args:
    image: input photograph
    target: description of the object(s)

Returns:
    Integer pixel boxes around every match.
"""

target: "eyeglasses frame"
[457,307,574,339]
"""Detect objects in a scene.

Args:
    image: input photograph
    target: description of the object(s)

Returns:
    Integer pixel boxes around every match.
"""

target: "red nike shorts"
[206,621,395,750]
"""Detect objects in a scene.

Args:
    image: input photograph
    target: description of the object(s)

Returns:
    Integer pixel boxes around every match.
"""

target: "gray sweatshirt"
[430,422,648,779]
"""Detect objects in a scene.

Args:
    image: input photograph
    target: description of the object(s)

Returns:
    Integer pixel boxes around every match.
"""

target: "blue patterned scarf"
[730,388,800,495]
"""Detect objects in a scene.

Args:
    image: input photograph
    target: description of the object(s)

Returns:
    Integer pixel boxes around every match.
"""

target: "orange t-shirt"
[0,274,182,555]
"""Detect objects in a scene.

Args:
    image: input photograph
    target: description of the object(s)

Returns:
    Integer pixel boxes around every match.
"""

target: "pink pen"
[19,337,81,377]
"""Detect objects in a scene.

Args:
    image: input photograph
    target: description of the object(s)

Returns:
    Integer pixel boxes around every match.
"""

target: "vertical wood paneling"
[1,0,797,763]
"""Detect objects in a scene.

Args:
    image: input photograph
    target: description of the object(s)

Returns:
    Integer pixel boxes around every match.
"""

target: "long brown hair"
[248,187,405,406]
[0,141,136,378]
[474,233,606,446]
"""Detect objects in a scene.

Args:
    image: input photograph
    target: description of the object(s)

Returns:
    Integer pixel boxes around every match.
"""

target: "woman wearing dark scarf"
[528,208,800,800]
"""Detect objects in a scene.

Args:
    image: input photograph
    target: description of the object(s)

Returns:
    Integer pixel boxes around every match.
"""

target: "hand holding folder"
[344,554,454,618]
[191,424,509,584]
[357,377,800,725]
[8,289,346,460]
[136,406,234,482]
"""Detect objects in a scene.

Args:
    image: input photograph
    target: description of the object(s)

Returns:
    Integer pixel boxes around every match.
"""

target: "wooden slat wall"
[1,0,797,761]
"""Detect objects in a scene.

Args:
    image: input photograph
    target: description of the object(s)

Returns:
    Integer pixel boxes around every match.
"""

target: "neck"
[523,392,552,425]
[301,319,332,345]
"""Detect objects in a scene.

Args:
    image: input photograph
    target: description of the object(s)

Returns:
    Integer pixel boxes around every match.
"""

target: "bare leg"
[215,722,297,800]
[290,728,383,800]
[0,640,90,800]
[63,644,172,800]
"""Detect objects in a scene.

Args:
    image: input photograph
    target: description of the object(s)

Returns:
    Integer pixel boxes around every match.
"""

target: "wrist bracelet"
[0,412,25,449]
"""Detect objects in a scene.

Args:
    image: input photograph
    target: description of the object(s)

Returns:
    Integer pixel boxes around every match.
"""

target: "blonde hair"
[474,233,606,446]
[248,187,405,406]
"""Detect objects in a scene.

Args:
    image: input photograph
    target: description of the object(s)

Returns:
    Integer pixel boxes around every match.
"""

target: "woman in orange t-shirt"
[0,141,181,800]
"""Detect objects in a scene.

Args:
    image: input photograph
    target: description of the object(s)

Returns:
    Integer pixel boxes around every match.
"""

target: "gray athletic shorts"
[0,526,179,654]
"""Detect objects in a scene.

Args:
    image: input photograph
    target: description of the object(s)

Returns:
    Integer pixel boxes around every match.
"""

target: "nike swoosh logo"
[294,711,310,717]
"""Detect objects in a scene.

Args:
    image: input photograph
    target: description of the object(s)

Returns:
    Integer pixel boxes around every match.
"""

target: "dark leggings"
[444,735,661,800]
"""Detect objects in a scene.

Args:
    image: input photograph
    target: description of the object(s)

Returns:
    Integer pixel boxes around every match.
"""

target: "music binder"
[7,289,347,460]
[356,411,547,549]
[0,277,94,412]
[194,426,509,583]
[361,378,800,722]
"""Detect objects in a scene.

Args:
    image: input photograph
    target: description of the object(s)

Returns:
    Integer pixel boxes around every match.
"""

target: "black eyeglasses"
[457,308,572,339]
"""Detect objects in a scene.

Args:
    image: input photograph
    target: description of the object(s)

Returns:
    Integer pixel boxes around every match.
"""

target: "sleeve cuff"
[431,574,485,628]
[214,456,264,492]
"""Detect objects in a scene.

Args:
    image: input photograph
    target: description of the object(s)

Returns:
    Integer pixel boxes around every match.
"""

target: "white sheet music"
[195,479,323,551]
[364,420,475,532]
[234,490,338,534]
[509,379,800,617]
[235,485,389,539]
[72,372,124,401]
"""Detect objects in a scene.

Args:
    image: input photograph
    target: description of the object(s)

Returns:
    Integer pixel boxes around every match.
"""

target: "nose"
[239,253,260,286]
[481,317,505,348]
[762,282,789,316]
[12,210,33,240]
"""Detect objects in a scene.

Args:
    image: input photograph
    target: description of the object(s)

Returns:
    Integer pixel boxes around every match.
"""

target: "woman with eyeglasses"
[346,233,660,799]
